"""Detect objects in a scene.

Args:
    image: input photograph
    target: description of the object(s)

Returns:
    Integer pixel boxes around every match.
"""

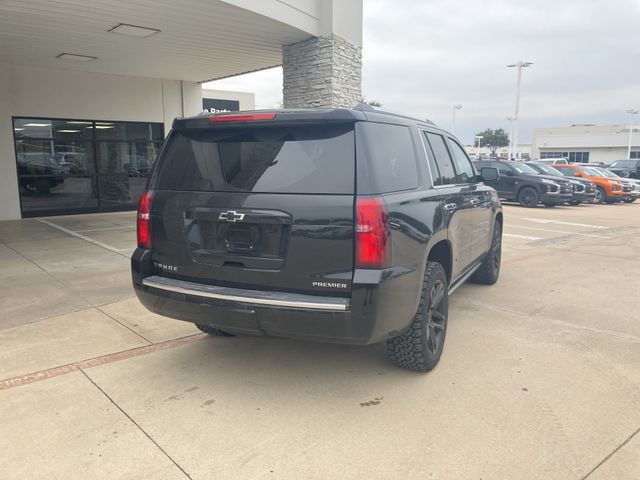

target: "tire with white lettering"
[195,324,235,337]
[386,261,448,372]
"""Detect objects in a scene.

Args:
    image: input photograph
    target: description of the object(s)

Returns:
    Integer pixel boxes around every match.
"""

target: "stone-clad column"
[282,34,362,109]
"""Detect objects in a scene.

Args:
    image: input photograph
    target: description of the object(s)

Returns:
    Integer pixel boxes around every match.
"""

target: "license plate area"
[184,207,291,269]
[222,223,261,253]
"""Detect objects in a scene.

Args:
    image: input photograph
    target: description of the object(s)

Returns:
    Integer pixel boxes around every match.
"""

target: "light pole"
[474,135,483,159]
[507,61,533,161]
[626,109,639,159]
[507,116,516,159]
[452,104,462,134]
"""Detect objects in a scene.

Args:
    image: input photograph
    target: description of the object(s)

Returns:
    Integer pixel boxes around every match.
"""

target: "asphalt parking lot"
[1,203,639,480]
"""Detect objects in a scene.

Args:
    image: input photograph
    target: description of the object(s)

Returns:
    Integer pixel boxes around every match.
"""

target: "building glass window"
[13,117,163,217]
[630,151,639,159]
[540,151,589,162]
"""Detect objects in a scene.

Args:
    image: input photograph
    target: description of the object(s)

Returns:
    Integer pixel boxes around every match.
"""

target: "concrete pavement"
[0,204,639,479]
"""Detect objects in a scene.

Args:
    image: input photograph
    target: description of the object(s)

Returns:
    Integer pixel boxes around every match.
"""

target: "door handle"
[443,203,457,212]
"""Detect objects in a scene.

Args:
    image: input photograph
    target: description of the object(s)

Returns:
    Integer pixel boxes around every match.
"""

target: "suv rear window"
[155,125,354,194]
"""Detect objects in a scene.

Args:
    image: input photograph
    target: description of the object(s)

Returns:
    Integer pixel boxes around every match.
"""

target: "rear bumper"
[131,249,421,345]
[142,275,349,311]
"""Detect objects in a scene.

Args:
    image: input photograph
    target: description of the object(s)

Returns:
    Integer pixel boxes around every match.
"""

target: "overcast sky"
[204,0,640,144]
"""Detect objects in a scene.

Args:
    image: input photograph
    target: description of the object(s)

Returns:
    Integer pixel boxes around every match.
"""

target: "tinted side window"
[611,160,634,168]
[155,125,354,194]
[425,132,456,185]
[447,138,476,184]
[490,161,513,176]
[356,123,419,193]
[420,131,442,185]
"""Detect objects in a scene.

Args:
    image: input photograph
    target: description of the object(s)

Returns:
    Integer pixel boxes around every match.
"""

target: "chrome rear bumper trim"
[142,275,350,312]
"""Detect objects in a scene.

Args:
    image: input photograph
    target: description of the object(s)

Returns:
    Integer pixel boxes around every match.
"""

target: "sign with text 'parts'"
[202,98,240,114]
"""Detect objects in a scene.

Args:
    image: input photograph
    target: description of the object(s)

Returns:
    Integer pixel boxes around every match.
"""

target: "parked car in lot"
[589,166,639,203]
[553,164,630,204]
[16,152,66,193]
[619,177,640,203]
[473,159,572,207]
[526,162,596,204]
[131,106,504,372]
[538,158,569,165]
[126,157,151,177]
[607,159,640,179]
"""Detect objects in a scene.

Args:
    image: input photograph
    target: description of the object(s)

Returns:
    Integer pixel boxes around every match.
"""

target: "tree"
[476,128,509,157]
[360,97,383,107]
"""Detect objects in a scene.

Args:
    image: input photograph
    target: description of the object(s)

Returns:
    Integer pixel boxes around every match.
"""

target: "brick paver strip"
[0,333,205,391]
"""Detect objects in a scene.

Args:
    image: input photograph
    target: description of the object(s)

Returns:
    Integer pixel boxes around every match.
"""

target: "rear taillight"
[137,191,153,249]
[209,112,276,122]
[355,197,390,268]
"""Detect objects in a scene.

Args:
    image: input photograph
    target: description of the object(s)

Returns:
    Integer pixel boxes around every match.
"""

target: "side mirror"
[480,166,499,181]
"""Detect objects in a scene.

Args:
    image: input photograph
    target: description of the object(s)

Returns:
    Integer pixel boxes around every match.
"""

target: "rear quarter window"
[154,125,355,194]
[356,122,419,194]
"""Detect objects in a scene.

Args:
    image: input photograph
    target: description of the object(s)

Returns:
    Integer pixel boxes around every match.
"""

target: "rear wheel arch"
[494,211,503,230]
[426,240,452,286]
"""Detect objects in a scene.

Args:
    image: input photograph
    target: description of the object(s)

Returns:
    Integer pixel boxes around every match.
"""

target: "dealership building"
[531,124,639,164]
[0,0,362,220]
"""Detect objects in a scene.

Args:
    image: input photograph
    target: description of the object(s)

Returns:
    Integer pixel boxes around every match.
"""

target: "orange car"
[554,164,627,204]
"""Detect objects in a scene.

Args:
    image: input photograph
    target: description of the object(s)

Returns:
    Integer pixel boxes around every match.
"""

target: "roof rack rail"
[353,102,377,112]
[354,102,437,127]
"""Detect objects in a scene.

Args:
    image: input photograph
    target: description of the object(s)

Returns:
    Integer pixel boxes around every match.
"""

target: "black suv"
[131,106,503,372]
[526,162,596,204]
[474,160,573,207]
[609,159,640,179]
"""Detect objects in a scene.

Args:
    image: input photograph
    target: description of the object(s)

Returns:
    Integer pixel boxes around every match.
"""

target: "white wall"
[222,0,321,36]
[0,64,202,220]
[223,0,363,46]
[0,66,21,220]
[319,0,363,46]
[538,148,631,164]
[531,125,639,163]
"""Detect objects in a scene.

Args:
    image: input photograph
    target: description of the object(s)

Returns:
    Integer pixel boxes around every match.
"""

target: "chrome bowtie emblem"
[218,210,246,222]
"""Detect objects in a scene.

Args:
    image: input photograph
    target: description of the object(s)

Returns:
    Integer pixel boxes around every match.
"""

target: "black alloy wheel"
[386,261,449,372]
[517,187,539,208]
[425,281,447,355]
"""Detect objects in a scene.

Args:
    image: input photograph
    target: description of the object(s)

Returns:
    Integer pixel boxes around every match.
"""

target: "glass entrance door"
[13,117,164,217]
